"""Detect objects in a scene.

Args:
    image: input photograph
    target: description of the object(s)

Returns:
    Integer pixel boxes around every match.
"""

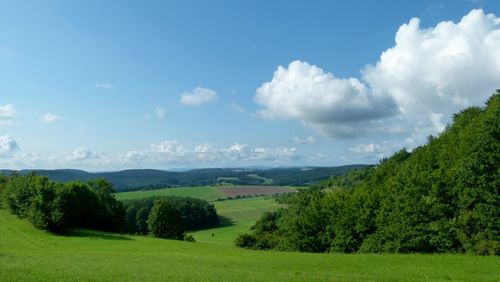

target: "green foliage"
[147,199,184,240]
[0,173,125,233]
[239,92,500,255]
[184,234,196,242]
[235,233,257,248]
[123,196,218,234]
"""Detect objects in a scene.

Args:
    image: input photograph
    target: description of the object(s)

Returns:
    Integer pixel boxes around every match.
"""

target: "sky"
[0,0,499,171]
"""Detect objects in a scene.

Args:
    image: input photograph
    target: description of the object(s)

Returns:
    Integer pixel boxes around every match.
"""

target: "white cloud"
[150,140,186,154]
[293,136,316,144]
[67,148,99,161]
[42,113,61,124]
[255,60,398,137]
[0,104,16,118]
[363,9,500,134]
[229,102,246,113]
[255,9,500,142]
[180,87,218,106]
[0,135,18,158]
[348,142,392,162]
[96,83,113,89]
[136,140,300,166]
[155,107,166,120]
[350,143,387,154]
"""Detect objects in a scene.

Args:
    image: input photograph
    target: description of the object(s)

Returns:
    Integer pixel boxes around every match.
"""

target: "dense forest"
[236,92,499,255]
[0,165,367,191]
[0,174,217,240]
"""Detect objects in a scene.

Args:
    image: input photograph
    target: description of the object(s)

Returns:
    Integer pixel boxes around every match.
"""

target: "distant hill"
[0,165,368,192]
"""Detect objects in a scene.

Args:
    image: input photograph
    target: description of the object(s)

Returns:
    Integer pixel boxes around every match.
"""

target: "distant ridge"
[0,165,368,192]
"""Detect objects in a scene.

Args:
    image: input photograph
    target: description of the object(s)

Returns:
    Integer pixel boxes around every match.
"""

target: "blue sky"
[0,0,499,170]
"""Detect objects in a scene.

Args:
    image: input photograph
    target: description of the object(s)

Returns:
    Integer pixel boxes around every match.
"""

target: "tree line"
[236,92,499,255]
[123,196,218,237]
[0,174,218,240]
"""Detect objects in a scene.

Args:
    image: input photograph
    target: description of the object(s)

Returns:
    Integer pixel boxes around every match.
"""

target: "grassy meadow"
[115,185,297,202]
[190,197,283,245]
[115,186,226,201]
[1,209,499,281]
[116,185,289,245]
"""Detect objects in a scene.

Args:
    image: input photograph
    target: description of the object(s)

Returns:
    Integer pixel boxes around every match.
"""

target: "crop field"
[219,186,296,197]
[115,186,226,201]
[1,209,499,281]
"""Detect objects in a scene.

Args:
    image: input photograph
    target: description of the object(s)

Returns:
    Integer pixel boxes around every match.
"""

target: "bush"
[147,199,184,240]
[184,234,196,242]
[235,233,257,248]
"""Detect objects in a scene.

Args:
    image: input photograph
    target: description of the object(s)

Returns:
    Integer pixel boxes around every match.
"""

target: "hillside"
[0,165,367,191]
[1,209,498,281]
[239,92,500,255]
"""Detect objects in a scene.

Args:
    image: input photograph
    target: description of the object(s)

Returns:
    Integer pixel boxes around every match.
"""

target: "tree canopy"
[237,91,500,255]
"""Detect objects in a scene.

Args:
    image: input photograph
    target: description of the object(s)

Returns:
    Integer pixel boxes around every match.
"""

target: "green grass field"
[116,186,226,201]
[115,185,297,202]
[1,209,498,281]
[189,197,282,245]
[116,186,290,245]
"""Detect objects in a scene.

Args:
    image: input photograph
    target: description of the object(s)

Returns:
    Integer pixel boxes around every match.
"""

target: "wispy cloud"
[155,107,166,120]
[0,104,16,118]
[96,83,113,89]
[180,87,218,106]
[293,136,316,144]
[42,113,61,124]
[229,102,246,114]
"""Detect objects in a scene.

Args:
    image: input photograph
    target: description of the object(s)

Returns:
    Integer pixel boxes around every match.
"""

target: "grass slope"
[190,197,282,246]
[116,186,226,202]
[1,209,498,281]
[115,185,296,202]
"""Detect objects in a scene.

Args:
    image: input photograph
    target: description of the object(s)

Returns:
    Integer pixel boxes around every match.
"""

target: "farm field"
[116,186,295,245]
[1,209,499,281]
[116,186,225,201]
[115,185,297,202]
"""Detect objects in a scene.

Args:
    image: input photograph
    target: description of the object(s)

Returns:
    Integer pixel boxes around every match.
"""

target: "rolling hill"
[0,165,367,191]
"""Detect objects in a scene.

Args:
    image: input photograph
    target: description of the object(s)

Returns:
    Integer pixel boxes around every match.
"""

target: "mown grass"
[189,197,282,245]
[115,186,226,201]
[115,185,297,202]
[1,209,499,281]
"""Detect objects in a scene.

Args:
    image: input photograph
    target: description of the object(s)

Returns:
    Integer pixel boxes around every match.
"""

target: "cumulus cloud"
[67,148,99,161]
[293,136,316,144]
[363,9,500,132]
[42,113,61,124]
[150,140,186,154]
[137,140,300,166]
[256,9,500,141]
[180,87,218,106]
[0,135,18,158]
